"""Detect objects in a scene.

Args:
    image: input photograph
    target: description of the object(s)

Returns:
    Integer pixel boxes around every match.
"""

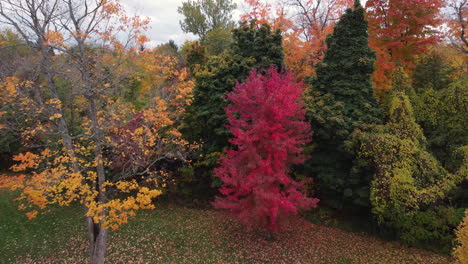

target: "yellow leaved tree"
[0,0,193,263]
[454,210,468,264]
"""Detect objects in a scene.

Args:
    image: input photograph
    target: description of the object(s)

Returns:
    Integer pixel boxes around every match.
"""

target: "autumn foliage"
[213,68,319,232]
[241,0,353,78]
[454,209,468,264]
[366,0,443,93]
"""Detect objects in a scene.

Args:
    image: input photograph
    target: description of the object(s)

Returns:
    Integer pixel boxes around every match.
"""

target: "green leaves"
[178,0,236,41]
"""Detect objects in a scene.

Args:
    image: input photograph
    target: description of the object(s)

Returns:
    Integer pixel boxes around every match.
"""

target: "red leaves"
[213,67,319,232]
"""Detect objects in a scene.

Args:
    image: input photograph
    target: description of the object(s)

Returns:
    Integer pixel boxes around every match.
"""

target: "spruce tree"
[304,0,382,208]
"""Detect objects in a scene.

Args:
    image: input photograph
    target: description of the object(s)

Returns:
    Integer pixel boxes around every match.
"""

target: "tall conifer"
[305,0,382,208]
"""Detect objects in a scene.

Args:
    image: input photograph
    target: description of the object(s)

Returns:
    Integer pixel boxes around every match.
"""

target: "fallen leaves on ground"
[4,202,453,264]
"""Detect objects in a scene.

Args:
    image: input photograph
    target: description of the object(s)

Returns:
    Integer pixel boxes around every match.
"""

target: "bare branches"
[446,0,468,53]
[287,0,348,41]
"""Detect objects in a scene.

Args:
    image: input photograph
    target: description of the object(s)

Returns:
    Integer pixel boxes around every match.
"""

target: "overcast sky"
[120,0,244,48]
[120,0,368,48]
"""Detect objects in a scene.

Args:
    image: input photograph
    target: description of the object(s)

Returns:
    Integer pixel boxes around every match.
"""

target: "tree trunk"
[265,231,274,241]
[86,87,109,264]
[88,221,108,264]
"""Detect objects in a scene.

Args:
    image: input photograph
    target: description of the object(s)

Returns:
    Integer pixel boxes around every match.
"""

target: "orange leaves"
[0,174,25,190]
[241,0,273,26]
[101,0,121,15]
[366,0,443,94]
[11,152,40,171]
[25,210,38,220]
[135,52,182,96]
[43,31,65,47]
[1,77,19,101]
[0,77,57,146]
[0,77,34,112]
[105,93,189,174]
[241,0,353,79]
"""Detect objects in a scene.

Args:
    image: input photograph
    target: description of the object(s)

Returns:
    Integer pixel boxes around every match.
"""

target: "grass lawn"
[0,190,454,264]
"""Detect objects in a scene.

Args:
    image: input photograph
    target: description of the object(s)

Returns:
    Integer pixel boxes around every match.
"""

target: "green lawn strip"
[0,191,453,264]
[0,190,86,263]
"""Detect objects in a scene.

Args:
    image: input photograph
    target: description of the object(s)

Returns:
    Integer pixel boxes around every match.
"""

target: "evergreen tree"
[183,22,283,156]
[412,51,454,92]
[181,22,284,194]
[184,41,208,75]
[304,0,382,208]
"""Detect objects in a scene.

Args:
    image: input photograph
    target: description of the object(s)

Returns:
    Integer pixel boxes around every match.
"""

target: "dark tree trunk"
[265,231,275,241]
[88,221,108,264]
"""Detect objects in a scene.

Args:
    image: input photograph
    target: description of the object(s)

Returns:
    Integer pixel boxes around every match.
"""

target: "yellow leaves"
[45,98,62,109]
[136,187,161,209]
[134,127,144,136]
[7,140,164,231]
[49,113,63,120]
[454,210,468,264]
[85,179,162,230]
[6,147,98,220]
[114,180,139,193]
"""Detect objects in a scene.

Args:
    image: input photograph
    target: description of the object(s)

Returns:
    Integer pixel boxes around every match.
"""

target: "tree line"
[0,0,467,263]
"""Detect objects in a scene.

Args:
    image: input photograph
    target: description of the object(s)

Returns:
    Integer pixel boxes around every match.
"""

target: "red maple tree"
[213,67,319,233]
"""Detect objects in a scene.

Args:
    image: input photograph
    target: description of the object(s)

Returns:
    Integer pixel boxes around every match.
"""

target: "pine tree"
[214,68,318,235]
[304,0,382,208]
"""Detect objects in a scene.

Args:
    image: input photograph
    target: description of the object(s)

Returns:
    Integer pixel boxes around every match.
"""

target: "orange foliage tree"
[366,0,444,94]
[0,0,192,263]
[241,0,353,78]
